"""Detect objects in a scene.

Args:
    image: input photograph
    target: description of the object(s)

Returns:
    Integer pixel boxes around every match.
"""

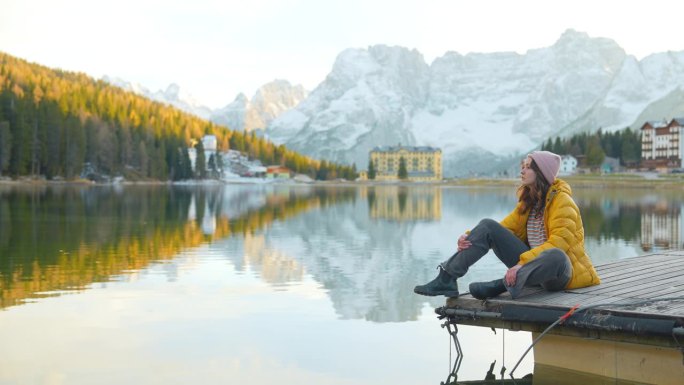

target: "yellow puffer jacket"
[499,179,601,289]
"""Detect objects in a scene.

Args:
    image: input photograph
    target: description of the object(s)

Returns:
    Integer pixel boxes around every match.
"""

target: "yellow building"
[370,145,442,181]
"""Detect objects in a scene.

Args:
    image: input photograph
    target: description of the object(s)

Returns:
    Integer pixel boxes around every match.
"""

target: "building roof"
[266,166,291,173]
[672,117,684,125]
[371,145,441,153]
[642,120,668,129]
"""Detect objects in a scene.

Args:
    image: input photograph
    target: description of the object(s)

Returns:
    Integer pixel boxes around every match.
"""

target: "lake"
[0,183,678,384]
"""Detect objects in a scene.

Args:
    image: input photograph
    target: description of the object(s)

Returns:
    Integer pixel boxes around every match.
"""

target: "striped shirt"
[527,205,547,248]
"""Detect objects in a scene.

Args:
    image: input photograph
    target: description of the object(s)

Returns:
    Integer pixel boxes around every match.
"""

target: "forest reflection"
[0,184,354,309]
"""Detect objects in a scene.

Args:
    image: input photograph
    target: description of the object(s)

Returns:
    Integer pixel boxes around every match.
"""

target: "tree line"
[540,128,642,168]
[0,52,357,181]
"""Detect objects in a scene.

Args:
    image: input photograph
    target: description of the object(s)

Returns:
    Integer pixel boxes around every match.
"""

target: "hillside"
[0,53,355,181]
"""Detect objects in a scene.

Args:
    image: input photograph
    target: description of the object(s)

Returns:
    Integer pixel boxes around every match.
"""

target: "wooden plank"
[596,258,684,279]
[595,256,659,271]
[595,254,681,272]
[442,252,684,325]
[592,274,684,298]
[619,279,684,298]
[578,267,684,294]
[595,257,684,277]
[598,258,684,280]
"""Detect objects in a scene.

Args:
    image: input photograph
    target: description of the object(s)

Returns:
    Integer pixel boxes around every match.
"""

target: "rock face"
[102,77,307,133]
[211,80,308,132]
[106,29,684,176]
[265,30,684,176]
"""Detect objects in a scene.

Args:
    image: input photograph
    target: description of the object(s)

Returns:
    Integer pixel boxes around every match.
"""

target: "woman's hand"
[505,264,522,286]
[457,234,471,252]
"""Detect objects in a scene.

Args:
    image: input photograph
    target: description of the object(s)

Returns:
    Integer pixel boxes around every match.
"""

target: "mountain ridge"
[105,29,684,176]
[264,29,684,176]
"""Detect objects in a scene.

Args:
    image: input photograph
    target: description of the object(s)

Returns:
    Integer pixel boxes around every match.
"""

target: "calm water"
[0,183,679,384]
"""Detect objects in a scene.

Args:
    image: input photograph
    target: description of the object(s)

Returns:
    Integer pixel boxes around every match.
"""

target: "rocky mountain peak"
[265,31,684,177]
[210,80,307,132]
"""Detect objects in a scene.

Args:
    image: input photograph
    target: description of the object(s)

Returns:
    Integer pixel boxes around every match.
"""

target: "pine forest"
[0,52,357,181]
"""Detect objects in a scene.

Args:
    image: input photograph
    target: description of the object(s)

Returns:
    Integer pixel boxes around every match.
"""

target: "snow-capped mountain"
[103,77,307,133]
[211,80,308,132]
[266,30,684,176]
[102,77,213,120]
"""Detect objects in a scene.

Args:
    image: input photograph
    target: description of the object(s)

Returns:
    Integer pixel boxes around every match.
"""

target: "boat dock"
[436,251,684,385]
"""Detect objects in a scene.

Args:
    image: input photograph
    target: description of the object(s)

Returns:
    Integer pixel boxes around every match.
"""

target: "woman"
[414,151,600,300]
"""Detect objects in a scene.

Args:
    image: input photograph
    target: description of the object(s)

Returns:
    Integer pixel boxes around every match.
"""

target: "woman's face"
[520,157,537,186]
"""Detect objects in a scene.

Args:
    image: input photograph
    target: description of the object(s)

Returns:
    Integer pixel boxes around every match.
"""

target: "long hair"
[517,159,551,215]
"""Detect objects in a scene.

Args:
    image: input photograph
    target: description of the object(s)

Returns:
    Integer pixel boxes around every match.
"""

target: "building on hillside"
[266,165,291,179]
[202,135,217,152]
[641,118,684,170]
[369,145,442,181]
[559,155,578,175]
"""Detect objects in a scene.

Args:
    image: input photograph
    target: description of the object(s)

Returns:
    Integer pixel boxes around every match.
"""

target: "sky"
[2,0,684,109]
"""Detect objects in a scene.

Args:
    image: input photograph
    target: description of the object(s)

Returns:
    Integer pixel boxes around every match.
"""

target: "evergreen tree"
[213,150,224,178]
[316,160,329,180]
[137,140,148,176]
[195,140,206,179]
[552,137,563,154]
[398,156,408,179]
[349,164,358,180]
[0,121,11,174]
[63,115,85,179]
[586,137,605,168]
[620,128,641,166]
[367,158,376,180]
[207,153,217,178]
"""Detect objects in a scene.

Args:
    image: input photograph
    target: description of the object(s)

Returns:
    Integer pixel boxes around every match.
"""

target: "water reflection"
[576,189,684,252]
[367,186,442,221]
[1,184,683,319]
[3,184,683,384]
[0,184,354,309]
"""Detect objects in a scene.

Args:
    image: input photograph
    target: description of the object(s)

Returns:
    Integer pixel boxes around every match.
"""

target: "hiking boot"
[414,267,459,297]
[469,279,507,300]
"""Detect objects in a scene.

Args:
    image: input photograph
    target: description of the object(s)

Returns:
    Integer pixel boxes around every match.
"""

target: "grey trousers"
[440,218,572,299]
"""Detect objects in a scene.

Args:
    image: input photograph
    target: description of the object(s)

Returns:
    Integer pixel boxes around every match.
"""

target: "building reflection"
[640,199,684,251]
[366,186,441,221]
[242,233,304,284]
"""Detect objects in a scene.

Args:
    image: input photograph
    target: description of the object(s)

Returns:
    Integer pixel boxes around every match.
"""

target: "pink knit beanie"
[529,151,561,184]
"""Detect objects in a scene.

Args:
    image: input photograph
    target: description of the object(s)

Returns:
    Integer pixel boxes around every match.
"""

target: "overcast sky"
[2,0,683,109]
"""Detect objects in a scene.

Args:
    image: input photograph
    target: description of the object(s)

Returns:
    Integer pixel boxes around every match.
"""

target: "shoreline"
[1,173,683,189]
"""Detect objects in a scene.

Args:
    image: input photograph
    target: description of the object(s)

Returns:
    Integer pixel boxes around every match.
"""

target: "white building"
[641,118,684,170]
[559,155,578,175]
[201,135,217,152]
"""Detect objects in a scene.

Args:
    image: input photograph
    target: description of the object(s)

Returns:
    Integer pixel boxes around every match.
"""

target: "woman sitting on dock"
[414,151,601,300]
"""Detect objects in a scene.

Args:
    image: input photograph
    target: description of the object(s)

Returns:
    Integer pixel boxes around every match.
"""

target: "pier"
[436,251,684,384]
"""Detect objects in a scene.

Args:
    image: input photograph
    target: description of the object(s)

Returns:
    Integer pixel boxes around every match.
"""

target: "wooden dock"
[436,251,684,385]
